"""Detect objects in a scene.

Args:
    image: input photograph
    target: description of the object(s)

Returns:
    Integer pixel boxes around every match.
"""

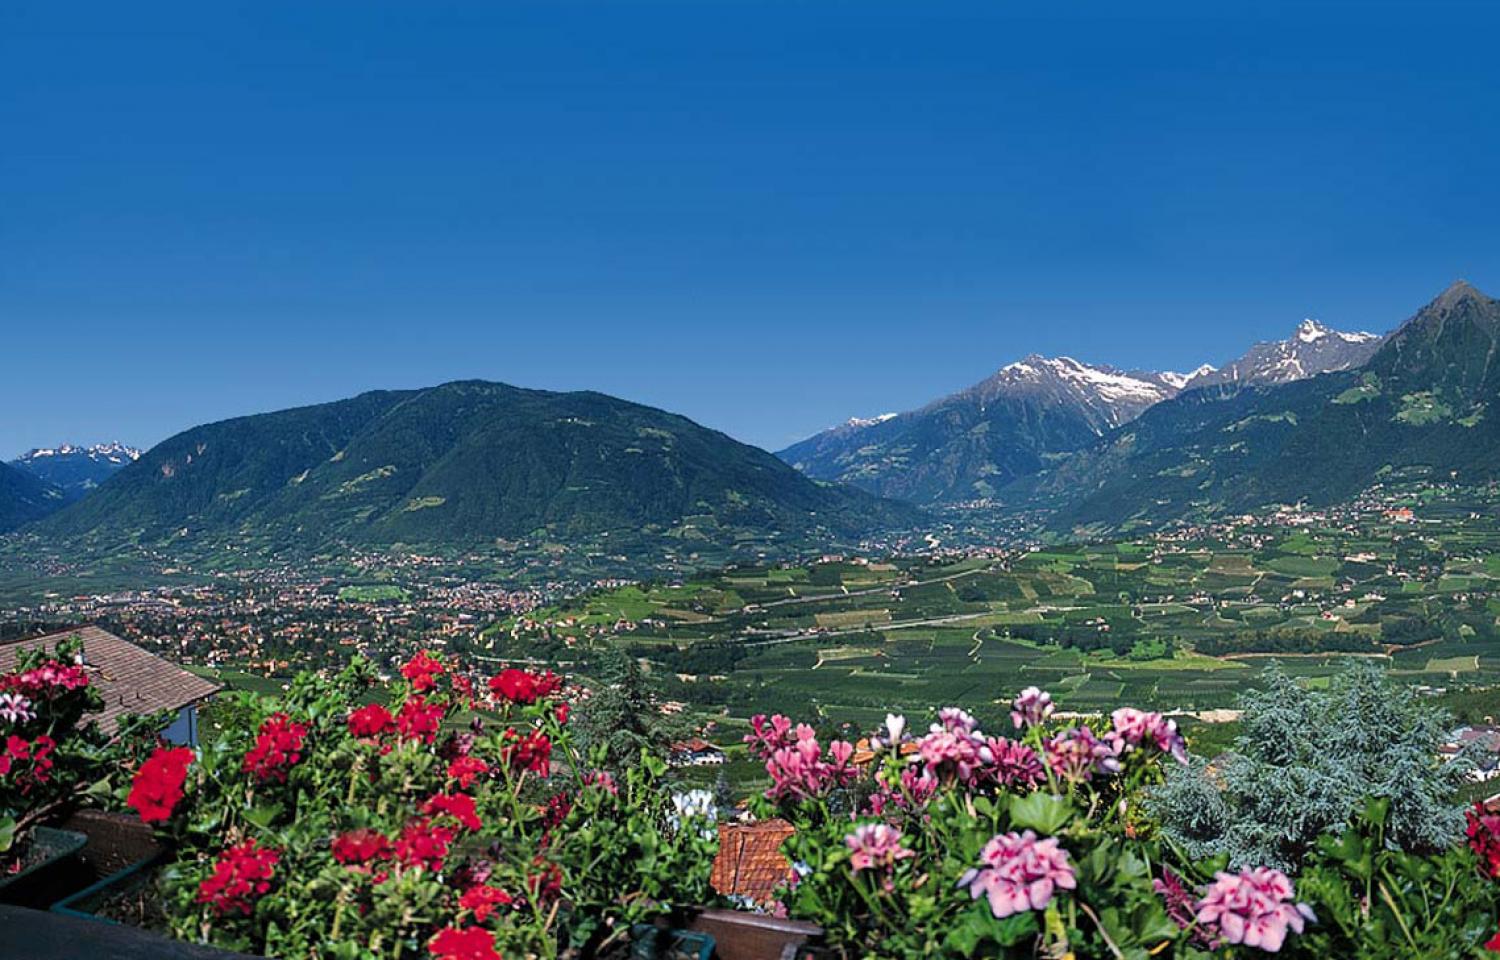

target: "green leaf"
[244,802,285,829]
[1009,792,1073,835]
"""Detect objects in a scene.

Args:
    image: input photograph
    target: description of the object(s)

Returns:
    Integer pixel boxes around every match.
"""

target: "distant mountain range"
[2,282,1494,560]
[1037,280,1500,532]
[777,314,1383,504]
[11,442,140,502]
[29,382,915,561]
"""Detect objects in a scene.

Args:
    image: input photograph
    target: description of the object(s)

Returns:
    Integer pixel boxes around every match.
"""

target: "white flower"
[884,714,907,745]
[670,789,718,838]
[0,693,34,725]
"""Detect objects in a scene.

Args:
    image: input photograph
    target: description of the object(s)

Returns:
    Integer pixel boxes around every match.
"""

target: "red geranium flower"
[2,660,90,698]
[554,703,570,725]
[500,728,552,776]
[127,746,195,824]
[196,839,280,916]
[488,668,563,706]
[423,791,483,832]
[458,884,514,923]
[394,818,455,871]
[429,925,500,960]
[526,858,563,902]
[401,651,446,692]
[331,829,394,871]
[447,756,489,790]
[242,712,309,784]
[542,793,572,830]
[1468,803,1500,879]
[397,696,446,744]
[348,702,396,738]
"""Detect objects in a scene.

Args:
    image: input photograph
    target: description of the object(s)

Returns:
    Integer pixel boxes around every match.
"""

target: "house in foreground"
[0,625,223,745]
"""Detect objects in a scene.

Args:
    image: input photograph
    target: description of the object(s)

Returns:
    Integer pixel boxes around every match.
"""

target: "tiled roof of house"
[710,819,796,906]
[671,737,722,754]
[0,625,222,735]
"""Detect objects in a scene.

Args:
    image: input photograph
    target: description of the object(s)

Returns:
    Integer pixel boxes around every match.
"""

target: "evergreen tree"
[574,646,690,771]
[1150,660,1470,872]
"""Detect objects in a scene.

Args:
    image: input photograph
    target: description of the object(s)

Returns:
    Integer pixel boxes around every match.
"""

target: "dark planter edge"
[51,850,167,924]
[0,827,89,907]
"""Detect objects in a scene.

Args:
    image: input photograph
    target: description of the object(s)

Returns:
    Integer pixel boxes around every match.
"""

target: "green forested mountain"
[37,381,916,556]
[0,462,63,533]
[1034,281,1500,531]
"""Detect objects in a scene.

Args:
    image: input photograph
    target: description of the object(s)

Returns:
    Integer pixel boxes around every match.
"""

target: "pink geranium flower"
[957,830,1076,918]
[979,736,1045,788]
[1195,867,1315,953]
[1110,707,1189,764]
[845,823,914,885]
[1043,726,1121,783]
[1010,687,1054,729]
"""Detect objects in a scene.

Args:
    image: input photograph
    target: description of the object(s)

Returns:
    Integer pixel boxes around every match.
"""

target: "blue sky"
[3,1,1497,456]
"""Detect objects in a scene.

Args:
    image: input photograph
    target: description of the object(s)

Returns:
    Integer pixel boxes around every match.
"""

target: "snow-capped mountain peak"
[1156,364,1217,390]
[1188,318,1385,389]
[10,442,142,502]
[17,441,141,463]
[981,354,1180,430]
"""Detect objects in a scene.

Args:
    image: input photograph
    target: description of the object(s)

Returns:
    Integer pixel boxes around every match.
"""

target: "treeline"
[629,639,748,677]
[1005,619,1143,656]
[1196,629,1379,657]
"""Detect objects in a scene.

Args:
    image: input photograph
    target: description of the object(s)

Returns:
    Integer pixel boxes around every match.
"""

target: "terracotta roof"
[710,819,796,906]
[671,737,722,753]
[0,625,222,735]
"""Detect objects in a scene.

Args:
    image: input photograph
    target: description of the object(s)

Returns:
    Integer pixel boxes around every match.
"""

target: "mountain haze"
[37,381,915,558]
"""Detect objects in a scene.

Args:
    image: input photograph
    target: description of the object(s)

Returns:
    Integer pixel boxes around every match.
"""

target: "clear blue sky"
[3,1,1497,456]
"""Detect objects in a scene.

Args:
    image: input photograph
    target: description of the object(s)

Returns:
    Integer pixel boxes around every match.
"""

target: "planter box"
[61,809,162,882]
[52,852,165,926]
[684,909,823,960]
[0,827,89,909]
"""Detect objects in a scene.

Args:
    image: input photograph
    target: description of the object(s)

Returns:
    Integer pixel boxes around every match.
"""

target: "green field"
[482,488,1500,731]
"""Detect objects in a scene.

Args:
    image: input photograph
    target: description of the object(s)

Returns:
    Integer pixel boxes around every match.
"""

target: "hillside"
[36,381,917,559]
[1038,281,1500,531]
[778,356,1190,503]
[0,462,63,533]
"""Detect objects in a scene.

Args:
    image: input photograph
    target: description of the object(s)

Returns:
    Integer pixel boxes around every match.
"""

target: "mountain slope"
[1187,319,1383,389]
[0,462,63,533]
[11,443,141,502]
[38,381,915,557]
[778,356,1188,503]
[1036,281,1500,531]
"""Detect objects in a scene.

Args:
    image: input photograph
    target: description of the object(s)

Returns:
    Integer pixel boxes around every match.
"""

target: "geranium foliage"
[125,652,717,958]
[745,682,1500,959]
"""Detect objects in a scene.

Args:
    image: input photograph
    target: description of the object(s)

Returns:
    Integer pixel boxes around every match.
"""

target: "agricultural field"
[487,487,1500,735]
